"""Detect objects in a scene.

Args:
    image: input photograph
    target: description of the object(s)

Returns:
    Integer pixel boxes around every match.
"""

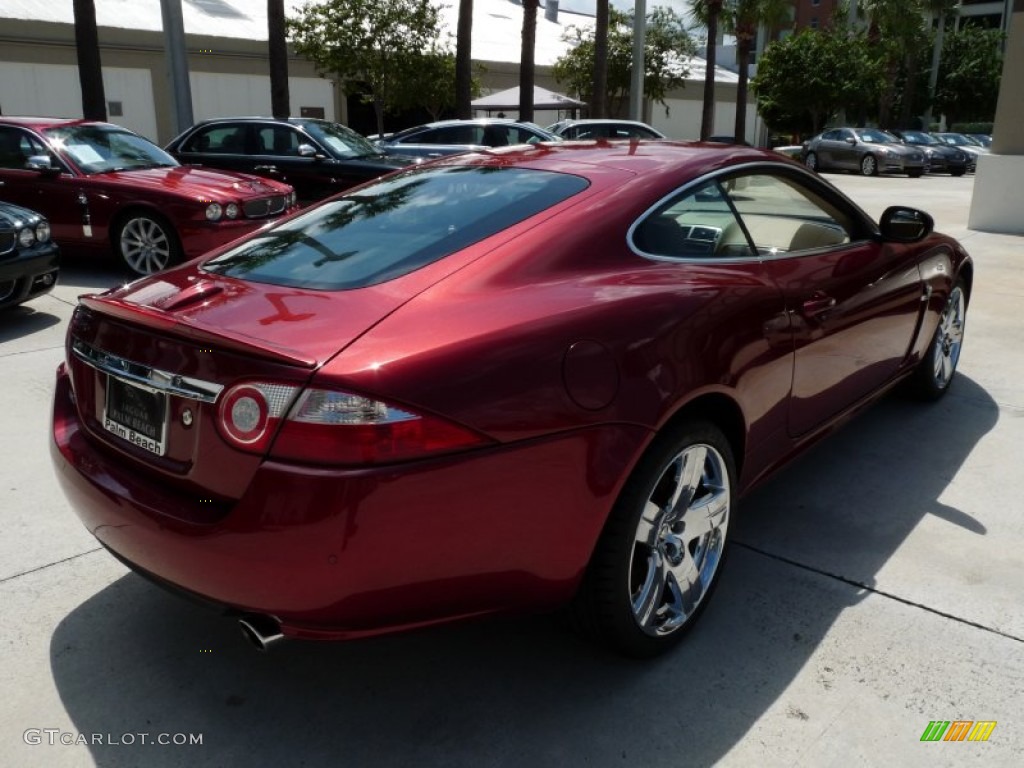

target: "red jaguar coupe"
[0,118,297,275]
[51,142,971,657]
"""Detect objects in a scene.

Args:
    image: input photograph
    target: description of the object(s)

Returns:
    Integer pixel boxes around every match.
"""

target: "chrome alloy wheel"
[931,285,965,388]
[120,215,172,275]
[861,155,877,176]
[629,443,730,637]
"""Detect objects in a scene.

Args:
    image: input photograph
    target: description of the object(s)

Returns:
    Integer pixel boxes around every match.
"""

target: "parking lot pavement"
[2,174,1022,767]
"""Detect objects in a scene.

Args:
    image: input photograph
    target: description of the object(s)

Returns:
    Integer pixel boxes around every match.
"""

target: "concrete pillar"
[968,0,1024,233]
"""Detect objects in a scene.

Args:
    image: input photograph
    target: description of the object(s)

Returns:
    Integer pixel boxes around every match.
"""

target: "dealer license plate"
[102,376,168,456]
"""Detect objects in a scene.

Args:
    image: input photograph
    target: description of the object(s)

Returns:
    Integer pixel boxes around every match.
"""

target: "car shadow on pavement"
[0,305,62,342]
[48,376,998,767]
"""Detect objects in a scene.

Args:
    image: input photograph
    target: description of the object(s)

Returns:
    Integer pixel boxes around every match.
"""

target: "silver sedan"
[803,127,926,177]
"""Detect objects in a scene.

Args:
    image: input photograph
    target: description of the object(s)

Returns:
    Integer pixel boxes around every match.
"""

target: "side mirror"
[26,155,60,174]
[297,144,318,158]
[845,137,857,145]
[879,206,934,243]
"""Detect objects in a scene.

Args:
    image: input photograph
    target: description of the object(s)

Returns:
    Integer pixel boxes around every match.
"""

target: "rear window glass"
[202,165,588,289]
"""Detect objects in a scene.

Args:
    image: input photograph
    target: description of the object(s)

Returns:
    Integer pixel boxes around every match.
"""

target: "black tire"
[909,279,967,401]
[114,211,182,276]
[571,421,736,658]
[805,152,819,172]
[860,154,878,176]
[907,169,924,178]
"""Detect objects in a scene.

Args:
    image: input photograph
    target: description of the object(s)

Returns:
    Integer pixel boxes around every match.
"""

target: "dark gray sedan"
[803,128,926,177]
[889,130,969,176]
[166,117,413,204]
[0,201,59,309]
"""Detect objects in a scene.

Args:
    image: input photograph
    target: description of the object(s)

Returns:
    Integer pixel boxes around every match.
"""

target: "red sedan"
[51,142,971,657]
[0,118,297,275]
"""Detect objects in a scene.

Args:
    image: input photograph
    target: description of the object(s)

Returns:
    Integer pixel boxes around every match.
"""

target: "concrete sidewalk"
[0,173,1021,767]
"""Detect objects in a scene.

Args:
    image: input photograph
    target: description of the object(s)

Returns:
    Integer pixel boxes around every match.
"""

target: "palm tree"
[924,0,958,128]
[592,0,610,118]
[729,0,792,144]
[456,0,474,118]
[693,0,723,140]
[73,0,107,121]
[268,0,290,119]
[519,0,540,122]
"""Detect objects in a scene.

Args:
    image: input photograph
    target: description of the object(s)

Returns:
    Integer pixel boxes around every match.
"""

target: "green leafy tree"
[554,8,696,119]
[934,25,1004,128]
[395,45,482,121]
[288,0,443,136]
[752,26,881,137]
[861,0,931,127]
[694,1,793,144]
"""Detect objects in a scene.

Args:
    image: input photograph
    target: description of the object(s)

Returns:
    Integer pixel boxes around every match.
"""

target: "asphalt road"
[1,172,1021,767]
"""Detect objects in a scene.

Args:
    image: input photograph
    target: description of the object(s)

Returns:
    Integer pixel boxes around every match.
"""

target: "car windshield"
[899,131,938,146]
[940,134,973,146]
[856,129,898,144]
[299,120,378,158]
[44,124,177,173]
[203,165,589,290]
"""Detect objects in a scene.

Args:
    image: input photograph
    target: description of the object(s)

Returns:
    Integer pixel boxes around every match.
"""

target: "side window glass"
[633,180,753,259]
[723,174,853,255]
[0,127,28,169]
[822,130,838,141]
[257,126,300,156]
[186,125,246,154]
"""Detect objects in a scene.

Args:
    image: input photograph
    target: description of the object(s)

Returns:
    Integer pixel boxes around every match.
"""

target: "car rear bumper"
[51,364,648,640]
[0,242,59,308]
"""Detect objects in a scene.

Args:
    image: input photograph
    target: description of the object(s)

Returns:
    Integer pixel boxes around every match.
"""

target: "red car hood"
[91,165,292,199]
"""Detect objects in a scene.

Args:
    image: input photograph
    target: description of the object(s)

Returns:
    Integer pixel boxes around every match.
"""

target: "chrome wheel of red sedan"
[630,439,730,637]
[117,213,179,275]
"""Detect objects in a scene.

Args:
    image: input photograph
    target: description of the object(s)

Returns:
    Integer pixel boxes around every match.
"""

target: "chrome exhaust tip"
[238,614,284,651]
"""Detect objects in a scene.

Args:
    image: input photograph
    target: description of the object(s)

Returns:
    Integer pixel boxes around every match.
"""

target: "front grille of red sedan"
[243,196,287,219]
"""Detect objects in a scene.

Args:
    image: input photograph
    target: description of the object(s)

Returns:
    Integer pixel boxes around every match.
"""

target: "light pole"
[160,0,193,135]
[630,0,646,121]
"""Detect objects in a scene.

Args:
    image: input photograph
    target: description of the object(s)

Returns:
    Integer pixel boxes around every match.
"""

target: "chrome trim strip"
[71,339,224,403]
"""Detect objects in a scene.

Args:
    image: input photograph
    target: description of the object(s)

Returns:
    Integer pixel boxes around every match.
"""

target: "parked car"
[933,132,989,171]
[53,142,971,658]
[0,201,59,308]
[0,118,297,275]
[166,117,415,204]
[803,127,926,177]
[889,129,969,176]
[374,118,559,159]
[547,119,666,140]
[966,133,992,148]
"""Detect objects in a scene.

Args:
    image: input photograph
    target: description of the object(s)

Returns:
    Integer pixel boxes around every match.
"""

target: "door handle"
[801,292,836,318]
[254,165,279,173]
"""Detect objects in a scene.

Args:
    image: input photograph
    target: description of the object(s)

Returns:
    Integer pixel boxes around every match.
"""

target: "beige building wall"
[0,18,339,144]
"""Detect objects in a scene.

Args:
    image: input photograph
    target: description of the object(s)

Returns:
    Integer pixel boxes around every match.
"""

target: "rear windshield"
[203,165,587,290]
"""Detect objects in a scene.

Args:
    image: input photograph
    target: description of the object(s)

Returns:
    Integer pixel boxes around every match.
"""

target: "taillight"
[216,382,489,465]
[216,382,300,453]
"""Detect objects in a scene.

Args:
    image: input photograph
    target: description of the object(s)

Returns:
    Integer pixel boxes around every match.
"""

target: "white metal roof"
[0,0,735,81]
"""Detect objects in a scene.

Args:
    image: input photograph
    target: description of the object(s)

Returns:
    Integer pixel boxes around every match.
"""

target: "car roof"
[428,140,788,183]
[0,116,97,130]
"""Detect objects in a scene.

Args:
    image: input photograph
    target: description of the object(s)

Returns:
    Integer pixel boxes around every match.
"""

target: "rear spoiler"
[78,295,318,369]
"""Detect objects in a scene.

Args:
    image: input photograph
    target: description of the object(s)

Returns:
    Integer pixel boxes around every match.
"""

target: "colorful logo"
[920,721,997,742]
